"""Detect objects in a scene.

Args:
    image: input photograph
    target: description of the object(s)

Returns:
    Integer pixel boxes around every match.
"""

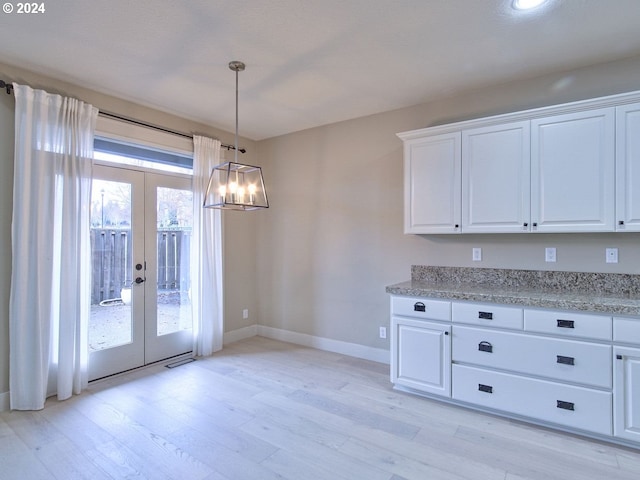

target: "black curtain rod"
[99,111,246,154]
[0,79,245,154]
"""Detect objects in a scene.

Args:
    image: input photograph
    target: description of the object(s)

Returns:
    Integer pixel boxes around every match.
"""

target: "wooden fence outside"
[90,228,191,304]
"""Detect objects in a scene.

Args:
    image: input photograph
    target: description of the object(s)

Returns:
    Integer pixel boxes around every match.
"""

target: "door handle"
[134,277,146,285]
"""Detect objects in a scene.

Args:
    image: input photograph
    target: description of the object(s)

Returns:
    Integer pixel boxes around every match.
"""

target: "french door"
[88,164,194,380]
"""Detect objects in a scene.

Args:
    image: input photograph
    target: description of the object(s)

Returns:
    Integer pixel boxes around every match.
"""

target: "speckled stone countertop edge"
[385,280,640,316]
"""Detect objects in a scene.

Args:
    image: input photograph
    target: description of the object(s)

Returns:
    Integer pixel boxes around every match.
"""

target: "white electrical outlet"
[379,326,387,339]
[243,309,249,319]
[472,247,482,262]
[545,247,557,263]
[606,248,618,264]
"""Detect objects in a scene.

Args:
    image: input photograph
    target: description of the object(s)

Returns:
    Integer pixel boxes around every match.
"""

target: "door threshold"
[89,351,194,384]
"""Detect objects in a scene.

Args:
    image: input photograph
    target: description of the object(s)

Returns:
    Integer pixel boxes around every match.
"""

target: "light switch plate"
[545,247,557,263]
[472,247,482,262]
[606,248,618,264]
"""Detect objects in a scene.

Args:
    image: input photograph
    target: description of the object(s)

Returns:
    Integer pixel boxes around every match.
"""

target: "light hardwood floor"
[1,336,639,479]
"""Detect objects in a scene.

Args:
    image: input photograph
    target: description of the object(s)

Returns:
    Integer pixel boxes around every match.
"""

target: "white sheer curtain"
[192,136,224,355]
[10,84,98,410]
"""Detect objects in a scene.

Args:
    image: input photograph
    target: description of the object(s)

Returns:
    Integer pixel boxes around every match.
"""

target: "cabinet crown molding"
[397,89,640,140]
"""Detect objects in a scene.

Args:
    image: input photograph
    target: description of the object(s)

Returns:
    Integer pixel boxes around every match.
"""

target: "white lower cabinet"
[453,364,612,435]
[390,295,640,446]
[391,316,451,397]
[614,346,640,441]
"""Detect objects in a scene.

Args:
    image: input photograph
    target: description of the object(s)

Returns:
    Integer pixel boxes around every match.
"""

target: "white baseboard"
[257,325,390,365]
[0,391,9,412]
[223,324,258,345]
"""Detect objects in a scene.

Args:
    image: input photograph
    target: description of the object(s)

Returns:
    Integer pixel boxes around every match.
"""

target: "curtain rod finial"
[0,80,13,94]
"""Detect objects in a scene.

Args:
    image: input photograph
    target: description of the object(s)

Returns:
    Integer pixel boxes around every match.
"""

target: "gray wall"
[0,62,262,401]
[256,55,640,351]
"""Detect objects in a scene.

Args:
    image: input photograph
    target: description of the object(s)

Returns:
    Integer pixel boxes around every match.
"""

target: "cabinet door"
[531,108,615,232]
[404,132,461,234]
[391,317,451,396]
[614,346,640,441]
[462,121,531,233]
[616,103,640,231]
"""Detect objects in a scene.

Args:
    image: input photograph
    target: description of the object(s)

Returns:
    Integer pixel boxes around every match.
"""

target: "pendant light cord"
[234,66,239,164]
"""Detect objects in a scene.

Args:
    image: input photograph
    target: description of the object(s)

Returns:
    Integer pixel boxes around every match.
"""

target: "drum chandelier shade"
[203,61,269,210]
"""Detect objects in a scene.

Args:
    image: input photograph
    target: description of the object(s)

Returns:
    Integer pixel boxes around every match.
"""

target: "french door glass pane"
[89,179,133,351]
[156,186,193,336]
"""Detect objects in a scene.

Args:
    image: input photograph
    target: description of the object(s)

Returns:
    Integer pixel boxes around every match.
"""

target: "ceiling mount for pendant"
[203,61,269,211]
[228,61,245,72]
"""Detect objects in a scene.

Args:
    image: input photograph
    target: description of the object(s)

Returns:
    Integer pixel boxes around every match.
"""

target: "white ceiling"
[1,0,640,140]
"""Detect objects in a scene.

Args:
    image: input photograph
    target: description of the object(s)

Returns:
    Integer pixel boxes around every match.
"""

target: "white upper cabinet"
[462,121,531,233]
[398,90,640,234]
[531,108,615,233]
[402,132,461,234]
[616,103,640,232]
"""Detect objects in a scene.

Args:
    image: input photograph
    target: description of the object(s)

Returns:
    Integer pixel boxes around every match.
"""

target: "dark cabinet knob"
[478,384,493,394]
[619,220,625,226]
[557,400,575,411]
[556,355,575,366]
[557,319,575,329]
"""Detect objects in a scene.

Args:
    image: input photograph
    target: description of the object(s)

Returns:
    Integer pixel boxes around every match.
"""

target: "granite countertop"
[386,266,640,316]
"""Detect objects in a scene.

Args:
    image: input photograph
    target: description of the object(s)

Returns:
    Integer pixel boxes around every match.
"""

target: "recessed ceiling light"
[512,0,547,10]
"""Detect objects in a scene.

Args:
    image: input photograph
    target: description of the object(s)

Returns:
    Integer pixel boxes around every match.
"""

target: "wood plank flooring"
[1,336,639,479]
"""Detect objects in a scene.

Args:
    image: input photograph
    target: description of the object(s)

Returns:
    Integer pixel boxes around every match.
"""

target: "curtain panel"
[192,136,224,356]
[10,84,98,410]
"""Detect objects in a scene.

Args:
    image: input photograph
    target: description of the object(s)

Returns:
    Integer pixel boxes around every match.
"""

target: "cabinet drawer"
[452,364,612,435]
[452,326,612,388]
[524,309,612,341]
[613,317,640,345]
[392,296,451,321]
[452,302,522,330]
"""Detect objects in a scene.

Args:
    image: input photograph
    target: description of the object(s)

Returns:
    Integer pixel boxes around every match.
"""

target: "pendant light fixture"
[203,61,269,210]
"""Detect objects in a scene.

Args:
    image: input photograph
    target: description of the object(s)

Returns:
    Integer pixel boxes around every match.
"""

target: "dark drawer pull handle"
[478,384,493,394]
[478,341,493,353]
[478,311,493,320]
[557,319,575,329]
[414,302,426,312]
[557,355,575,366]
[557,400,575,411]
